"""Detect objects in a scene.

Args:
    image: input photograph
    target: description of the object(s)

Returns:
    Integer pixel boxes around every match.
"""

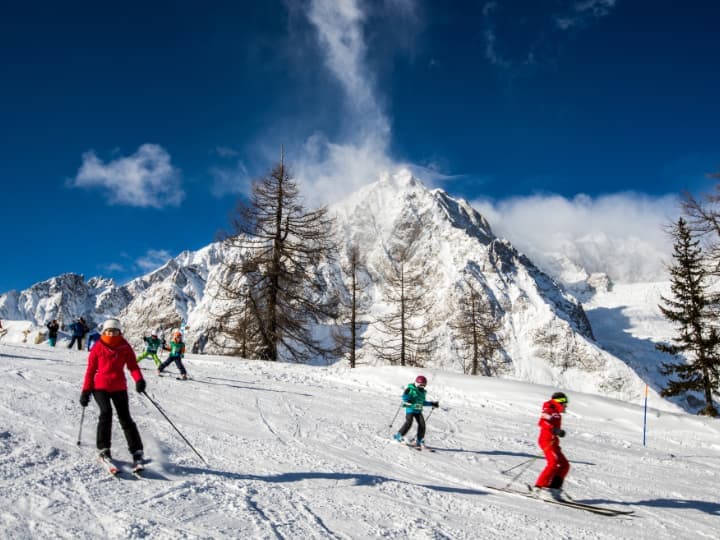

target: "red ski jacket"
[81,337,142,392]
[537,399,563,449]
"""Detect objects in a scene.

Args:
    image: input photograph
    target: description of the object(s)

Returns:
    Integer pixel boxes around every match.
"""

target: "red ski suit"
[535,398,570,488]
[81,337,142,392]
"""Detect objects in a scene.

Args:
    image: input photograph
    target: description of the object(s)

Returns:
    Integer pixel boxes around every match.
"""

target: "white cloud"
[136,249,173,272]
[471,192,681,284]
[72,144,184,208]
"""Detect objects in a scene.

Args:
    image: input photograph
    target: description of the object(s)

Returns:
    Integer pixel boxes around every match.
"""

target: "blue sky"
[1,0,719,293]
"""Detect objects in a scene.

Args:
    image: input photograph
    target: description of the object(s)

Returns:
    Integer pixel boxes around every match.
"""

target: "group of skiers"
[392,376,570,499]
[76,317,569,496]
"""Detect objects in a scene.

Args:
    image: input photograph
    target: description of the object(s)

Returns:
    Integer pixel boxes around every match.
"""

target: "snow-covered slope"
[0,342,717,539]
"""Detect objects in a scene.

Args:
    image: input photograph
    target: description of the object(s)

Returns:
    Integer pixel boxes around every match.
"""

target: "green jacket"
[402,383,431,413]
[165,340,185,358]
[143,336,162,353]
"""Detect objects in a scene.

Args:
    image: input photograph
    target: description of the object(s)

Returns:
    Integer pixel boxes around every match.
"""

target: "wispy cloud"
[556,0,618,30]
[472,192,680,283]
[136,248,174,272]
[481,0,618,71]
[71,144,184,208]
[285,0,421,205]
[209,159,251,197]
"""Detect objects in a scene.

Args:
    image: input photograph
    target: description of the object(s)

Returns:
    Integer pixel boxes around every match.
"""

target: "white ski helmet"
[102,318,122,332]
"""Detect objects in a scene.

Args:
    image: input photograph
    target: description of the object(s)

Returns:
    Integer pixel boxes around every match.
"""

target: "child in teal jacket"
[157,331,188,380]
[393,375,439,447]
[137,333,163,367]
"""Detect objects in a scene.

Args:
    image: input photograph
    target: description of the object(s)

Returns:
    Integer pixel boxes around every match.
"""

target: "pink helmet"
[415,375,427,386]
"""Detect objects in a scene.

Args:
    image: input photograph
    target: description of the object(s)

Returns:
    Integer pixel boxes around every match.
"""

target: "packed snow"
[1,339,718,539]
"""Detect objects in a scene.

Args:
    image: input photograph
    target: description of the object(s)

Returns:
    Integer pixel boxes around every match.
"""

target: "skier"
[79,318,146,467]
[67,317,88,350]
[46,319,60,347]
[534,391,570,498]
[392,375,439,448]
[86,330,101,350]
[157,330,188,379]
[137,332,163,367]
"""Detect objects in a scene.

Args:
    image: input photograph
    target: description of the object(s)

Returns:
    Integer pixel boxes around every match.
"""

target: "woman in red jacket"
[80,318,146,464]
[534,392,570,496]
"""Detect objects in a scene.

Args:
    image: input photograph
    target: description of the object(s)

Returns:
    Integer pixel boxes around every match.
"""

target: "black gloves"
[136,379,146,394]
[553,428,566,438]
[432,401,440,409]
[79,391,91,407]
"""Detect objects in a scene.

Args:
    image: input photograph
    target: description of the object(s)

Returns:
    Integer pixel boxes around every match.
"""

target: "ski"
[484,485,634,517]
[98,455,119,476]
[406,443,435,452]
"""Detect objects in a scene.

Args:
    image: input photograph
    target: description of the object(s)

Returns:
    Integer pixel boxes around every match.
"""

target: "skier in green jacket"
[137,333,163,367]
[157,330,188,380]
[393,375,439,448]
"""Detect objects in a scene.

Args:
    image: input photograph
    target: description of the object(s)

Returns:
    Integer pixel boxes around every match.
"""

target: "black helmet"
[551,391,568,404]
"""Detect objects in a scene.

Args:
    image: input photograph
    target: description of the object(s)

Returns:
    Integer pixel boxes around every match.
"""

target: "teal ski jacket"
[401,383,433,413]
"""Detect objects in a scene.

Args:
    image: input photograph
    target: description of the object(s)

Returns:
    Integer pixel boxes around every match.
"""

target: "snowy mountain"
[0,171,663,404]
[1,342,717,539]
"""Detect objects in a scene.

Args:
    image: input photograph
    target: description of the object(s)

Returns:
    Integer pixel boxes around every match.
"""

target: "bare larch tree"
[372,247,435,367]
[450,275,503,376]
[332,244,369,368]
[211,156,337,362]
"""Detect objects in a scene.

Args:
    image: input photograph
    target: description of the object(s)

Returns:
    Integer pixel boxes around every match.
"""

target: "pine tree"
[211,154,337,362]
[657,217,719,416]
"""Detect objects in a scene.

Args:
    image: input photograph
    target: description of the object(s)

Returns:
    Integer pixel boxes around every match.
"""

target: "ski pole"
[388,404,403,428]
[500,456,541,475]
[76,407,86,446]
[503,456,539,488]
[142,391,208,465]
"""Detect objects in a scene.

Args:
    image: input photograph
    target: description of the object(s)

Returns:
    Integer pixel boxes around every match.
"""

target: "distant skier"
[137,332,163,367]
[79,318,146,466]
[67,317,88,350]
[86,330,101,350]
[157,330,188,380]
[534,391,570,498]
[392,375,439,448]
[46,319,60,346]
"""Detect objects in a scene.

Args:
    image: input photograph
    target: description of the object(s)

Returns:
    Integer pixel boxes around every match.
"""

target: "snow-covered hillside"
[1,341,717,539]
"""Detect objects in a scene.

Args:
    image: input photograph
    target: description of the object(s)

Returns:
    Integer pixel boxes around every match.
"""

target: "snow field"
[1,342,719,539]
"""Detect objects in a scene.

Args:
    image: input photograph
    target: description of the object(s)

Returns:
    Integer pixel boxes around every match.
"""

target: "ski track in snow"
[1,342,720,539]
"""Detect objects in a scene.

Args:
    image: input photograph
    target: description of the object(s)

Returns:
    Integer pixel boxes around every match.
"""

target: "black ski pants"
[93,390,143,455]
[68,336,83,350]
[398,411,426,441]
[158,354,187,376]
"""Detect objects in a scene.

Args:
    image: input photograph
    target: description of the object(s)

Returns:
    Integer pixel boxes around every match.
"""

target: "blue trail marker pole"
[642,384,649,447]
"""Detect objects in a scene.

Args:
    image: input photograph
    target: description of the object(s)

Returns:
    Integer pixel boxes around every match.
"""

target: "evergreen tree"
[211,155,337,362]
[657,217,719,416]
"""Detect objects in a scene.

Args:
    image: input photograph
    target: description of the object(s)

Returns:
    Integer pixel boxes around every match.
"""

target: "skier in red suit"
[534,392,570,494]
